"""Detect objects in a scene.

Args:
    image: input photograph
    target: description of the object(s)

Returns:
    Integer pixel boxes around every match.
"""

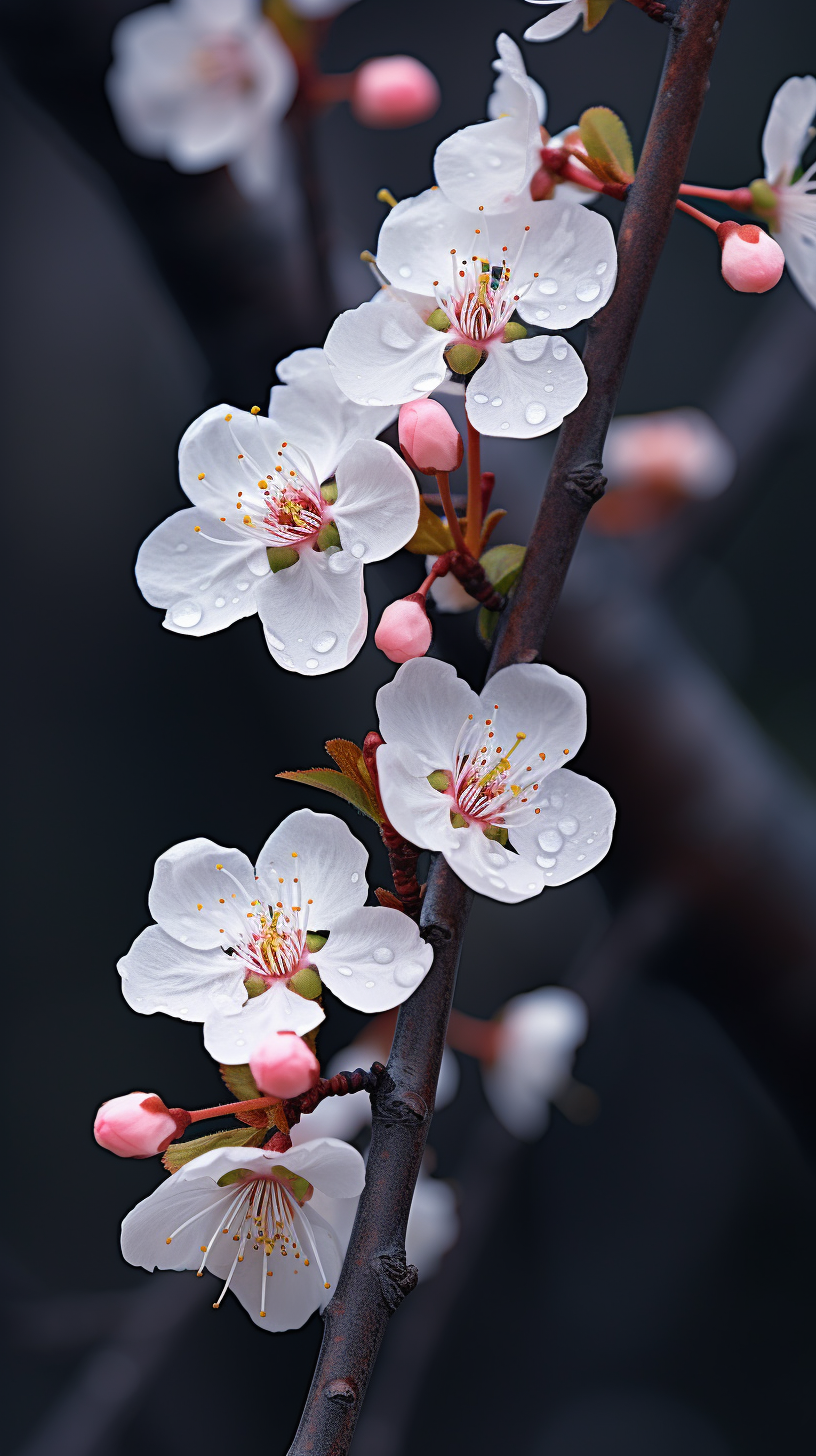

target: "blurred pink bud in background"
[94,1092,178,1158]
[717,221,784,293]
[591,407,737,535]
[399,399,464,475]
[249,1031,320,1099]
[375,594,433,662]
[352,56,440,129]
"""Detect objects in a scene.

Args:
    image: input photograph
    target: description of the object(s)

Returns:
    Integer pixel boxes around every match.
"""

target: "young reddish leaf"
[375,887,406,912]
[479,509,507,552]
[220,1063,261,1103]
[325,738,370,789]
[277,767,382,822]
[162,1126,265,1173]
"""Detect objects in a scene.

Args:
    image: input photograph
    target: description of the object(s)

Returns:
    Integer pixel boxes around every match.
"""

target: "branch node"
[372,1251,419,1312]
[564,463,607,507]
[324,1379,358,1408]
[373,1070,428,1126]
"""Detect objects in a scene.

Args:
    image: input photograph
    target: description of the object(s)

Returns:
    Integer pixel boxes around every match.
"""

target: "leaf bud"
[399,398,464,475]
[249,1031,320,1100]
[375,593,433,663]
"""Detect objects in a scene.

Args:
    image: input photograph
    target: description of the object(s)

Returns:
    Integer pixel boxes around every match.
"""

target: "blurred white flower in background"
[106,0,297,199]
[482,987,588,1140]
[590,406,736,535]
[754,74,816,310]
[524,0,614,44]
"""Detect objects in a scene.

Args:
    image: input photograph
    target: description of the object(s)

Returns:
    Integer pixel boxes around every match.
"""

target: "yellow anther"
[250,405,261,414]
[197,472,205,480]
[194,525,201,532]
[224,413,232,421]
[377,188,398,207]
[196,903,203,911]
[216,863,223,869]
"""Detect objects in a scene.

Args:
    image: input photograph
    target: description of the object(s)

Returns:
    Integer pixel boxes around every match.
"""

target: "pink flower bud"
[249,1031,320,1100]
[399,400,463,475]
[351,57,440,130]
[375,593,433,663]
[717,221,784,294]
[94,1092,180,1158]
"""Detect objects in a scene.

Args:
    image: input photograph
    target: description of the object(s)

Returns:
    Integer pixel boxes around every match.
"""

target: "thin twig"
[286,4,730,1451]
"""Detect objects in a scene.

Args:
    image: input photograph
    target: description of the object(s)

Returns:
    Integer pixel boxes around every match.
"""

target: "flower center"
[432,224,534,345]
[192,37,255,95]
[216,856,312,988]
[433,702,567,832]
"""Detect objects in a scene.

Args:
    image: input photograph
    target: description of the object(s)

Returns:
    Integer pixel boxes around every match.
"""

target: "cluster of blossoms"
[98,8,805,1345]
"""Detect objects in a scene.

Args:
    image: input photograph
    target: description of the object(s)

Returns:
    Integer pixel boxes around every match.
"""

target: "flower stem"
[465,420,483,556]
[679,182,754,210]
[435,471,469,555]
[188,1096,279,1124]
[674,197,721,231]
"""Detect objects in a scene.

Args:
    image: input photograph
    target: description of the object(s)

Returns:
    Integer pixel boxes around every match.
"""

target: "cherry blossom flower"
[135,349,418,675]
[121,1139,364,1330]
[754,75,816,309]
[324,189,616,439]
[482,988,588,1139]
[118,809,434,1065]
[374,658,615,903]
[106,0,297,201]
[524,0,611,44]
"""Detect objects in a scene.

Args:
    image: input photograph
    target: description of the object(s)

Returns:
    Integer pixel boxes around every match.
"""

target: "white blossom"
[483,987,587,1139]
[760,75,816,310]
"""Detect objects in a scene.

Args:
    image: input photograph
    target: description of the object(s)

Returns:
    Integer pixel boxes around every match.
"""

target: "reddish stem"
[435,471,468,555]
[540,148,629,201]
[187,1095,278,1123]
[679,182,754,209]
[675,197,721,231]
[465,420,483,556]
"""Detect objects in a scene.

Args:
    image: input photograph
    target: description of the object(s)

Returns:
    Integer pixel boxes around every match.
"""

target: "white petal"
[762,75,816,186]
[489,32,546,125]
[332,439,419,562]
[483,986,587,1139]
[480,662,587,766]
[269,353,398,486]
[259,1136,366,1198]
[135,507,266,636]
[465,335,587,438]
[148,838,258,949]
[444,829,546,903]
[255,809,369,929]
[314,906,434,1012]
[375,743,461,853]
[779,194,816,310]
[509,769,616,886]
[376,188,482,299]
[524,0,583,42]
[118,924,246,1021]
[203,979,324,1062]
[511,201,617,329]
[255,546,367,676]
[178,404,316,525]
[324,294,449,407]
[376,658,481,770]
[435,61,541,214]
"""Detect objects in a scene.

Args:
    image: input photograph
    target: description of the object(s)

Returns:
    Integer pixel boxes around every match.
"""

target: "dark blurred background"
[3,1,816,1452]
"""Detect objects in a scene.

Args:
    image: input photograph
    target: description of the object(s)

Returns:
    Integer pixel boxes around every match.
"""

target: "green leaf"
[220,1063,261,1102]
[478,545,525,644]
[584,0,615,30]
[162,1126,265,1174]
[277,767,382,822]
[579,107,634,184]
[404,496,455,555]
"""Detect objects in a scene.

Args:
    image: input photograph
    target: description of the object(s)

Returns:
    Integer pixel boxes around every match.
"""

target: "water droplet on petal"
[535,309,550,321]
[214,596,226,608]
[198,579,211,591]
[552,345,568,360]
[536,856,557,868]
[367,397,384,406]
[394,963,424,988]
[576,281,601,302]
[267,631,285,650]
[527,883,537,891]
[596,261,608,275]
[398,265,412,278]
[577,854,586,862]
[472,392,489,404]
[538,278,558,295]
[313,631,337,653]
[373,947,394,964]
[490,397,502,407]
[236,1038,246,1047]
[237,580,249,591]
[550,792,564,810]
[413,375,445,392]
[175,543,188,553]
[544,385,554,393]
[558,816,579,836]
[489,876,506,890]
[500,422,510,430]
[351,872,360,883]
[305,658,319,669]
[538,829,563,853]
[487,154,502,168]
[337,966,354,977]
[171,600,202,628]
[365,981,375,988]
[525,403,547,425]
[351,542,366,558]
[486,850,506,868]
[328,551,356,573]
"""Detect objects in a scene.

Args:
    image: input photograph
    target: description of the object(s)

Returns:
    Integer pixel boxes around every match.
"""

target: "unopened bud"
[267,546,299,573]
[399,399,463,475]
[717,221,784,294]
[375,593,433,663]
[94,1092,181,1158]
[351,56,440,130]
[250,1031,320,1099]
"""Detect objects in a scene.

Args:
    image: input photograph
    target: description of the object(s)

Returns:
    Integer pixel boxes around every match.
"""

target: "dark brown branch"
[286,4,730,1451]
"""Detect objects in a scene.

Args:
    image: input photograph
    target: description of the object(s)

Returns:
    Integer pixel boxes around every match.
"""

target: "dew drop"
[536,855,557,868]
[576,281,601,302]
[313,631,337,653]
[232,597,239,604]
[373,947,394,964]
[500,422,510,430]
[413,375,444,392]
[367,397,384,406]
[596,261,608,275]
[538,829,563,853]
[175,543,188,553]
[236,1038,246,1047]
[395,963,424,987]
[550,792,564,809]
[538,278,558,295]
[398,265,412,278]
[487,154,503,168]
[215,596,226,608]
[525,403,547,425]
[237,580,249,591]
[171,600,202,628]
[535,309,551,321]
[267,630,285,650]
[558,816,579,836]
[365,981,375,989]
[336,966,354,977]
[305,658,319,669]
[544,385,554,393]
[328,551,356,574]
[552,345,568,360]
[198,579,211,591]
[577,854,586,862]
[489,876,506,890]
[557,304,567,311]
[351,872,360,883]
[351,542,366,558]
[527,883,538,891]
[472,392,489,404]
[489,397,501,407]
[281,655,293,666]
[486,850,506,868]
